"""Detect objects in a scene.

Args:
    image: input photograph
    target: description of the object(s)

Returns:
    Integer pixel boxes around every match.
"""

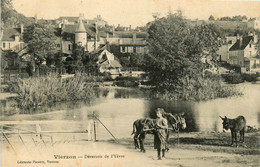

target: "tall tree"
[208,15,215,21]
[23,22,56,68]
[145,13,219,90]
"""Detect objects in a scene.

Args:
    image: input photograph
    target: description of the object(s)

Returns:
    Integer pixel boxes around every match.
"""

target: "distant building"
[248,17,260,30]
[228,33,259,71]
[59,15,105,55]
[105,31,148,55]
[1,24,25,51]
[96,49,122,76]
[217,36,237,62]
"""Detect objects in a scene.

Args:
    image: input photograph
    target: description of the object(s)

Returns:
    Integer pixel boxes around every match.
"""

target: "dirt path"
[1,137,259,167]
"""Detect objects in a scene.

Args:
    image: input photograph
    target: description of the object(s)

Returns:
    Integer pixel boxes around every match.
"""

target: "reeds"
[13,73,95,109]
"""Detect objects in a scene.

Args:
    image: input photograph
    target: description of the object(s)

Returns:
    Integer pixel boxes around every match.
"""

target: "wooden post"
[177,129,179,145]
[93,117,97,141]
[88,122,91,141]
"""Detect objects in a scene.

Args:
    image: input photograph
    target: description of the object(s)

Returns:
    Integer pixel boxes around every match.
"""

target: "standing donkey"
[219,115,246,147]
[132,110,186,152]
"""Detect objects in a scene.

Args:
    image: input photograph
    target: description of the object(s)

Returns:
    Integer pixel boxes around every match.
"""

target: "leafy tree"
[72,44,84,63]
[208,15,215,21]
[219,17,232,21]
[145,13,219,91]
[23,22,56,69]
[119,57,130,67]
[130,53,145,68]
[1,0,33,28]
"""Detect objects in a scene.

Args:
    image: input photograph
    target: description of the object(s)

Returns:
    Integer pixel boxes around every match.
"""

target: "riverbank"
[1,131,259,167]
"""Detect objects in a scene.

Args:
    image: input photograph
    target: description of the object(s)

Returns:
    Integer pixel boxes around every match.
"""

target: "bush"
[152,76,242,101]
[114,76,140,87]
[242,73,258,82]
[221,73,244,84]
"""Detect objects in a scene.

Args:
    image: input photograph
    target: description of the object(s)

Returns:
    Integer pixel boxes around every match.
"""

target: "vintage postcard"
[1,0,260,166]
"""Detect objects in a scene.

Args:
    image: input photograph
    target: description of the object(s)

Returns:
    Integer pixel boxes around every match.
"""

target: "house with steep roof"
[1,24,25,51]
[228,34,259,71]
[96,49,122,75]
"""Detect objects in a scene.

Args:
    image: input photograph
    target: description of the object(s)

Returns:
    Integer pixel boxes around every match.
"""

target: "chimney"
[112,25,115,37]
[129,25,132,31]
[239,37,243,48]
[236,33,240,40]
[253,33,258,44]
[20,24,24,38]
[133,32,137,43]
[15,34,20,42]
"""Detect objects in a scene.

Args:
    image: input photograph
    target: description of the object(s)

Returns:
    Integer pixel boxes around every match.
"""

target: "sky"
[12,0,260,27]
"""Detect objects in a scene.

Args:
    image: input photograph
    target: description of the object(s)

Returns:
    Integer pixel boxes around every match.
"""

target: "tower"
[75,15,87,51]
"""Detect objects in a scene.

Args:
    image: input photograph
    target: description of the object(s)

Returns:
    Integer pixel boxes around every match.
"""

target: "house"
[1,24,25,51]
[217,36,238,62]
[58,14,111,56]
[96,49,122,76]
[248,17,260,30]
[105,31,148,56]
[228,33,259,71]
[58,14,147,58]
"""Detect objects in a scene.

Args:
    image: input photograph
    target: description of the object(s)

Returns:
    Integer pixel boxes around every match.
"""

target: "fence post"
[93,116,97,141]
[88,122,91,141]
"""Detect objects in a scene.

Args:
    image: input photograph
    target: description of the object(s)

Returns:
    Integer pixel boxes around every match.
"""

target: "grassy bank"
[10,73,95,109]
[152,75,242,101]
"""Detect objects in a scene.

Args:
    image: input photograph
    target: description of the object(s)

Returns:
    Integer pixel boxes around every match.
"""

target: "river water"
[1,82,260,140]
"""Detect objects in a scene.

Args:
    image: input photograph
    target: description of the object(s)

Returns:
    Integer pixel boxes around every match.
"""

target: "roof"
[75,18,86,33]
[2,28,22,41]
[62,24,96,37]
[57,17,82,22]
[100,60,122,68]
[98,49,122,68]
[113,31,147,38]
[109,60,122,68]
[244,57,260,61]
[229,36,254,51]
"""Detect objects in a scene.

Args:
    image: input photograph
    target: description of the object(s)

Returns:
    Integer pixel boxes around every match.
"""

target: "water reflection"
[1,83,259,140]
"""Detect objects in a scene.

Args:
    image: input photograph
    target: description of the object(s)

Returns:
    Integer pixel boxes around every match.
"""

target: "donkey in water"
[132,112,186,152]
[220,116,246,147]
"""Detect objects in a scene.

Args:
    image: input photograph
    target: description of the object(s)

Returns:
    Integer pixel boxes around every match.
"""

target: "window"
[133,47,136,53]
[3,42,5,48]
[128,46,133,53]
[249,44,252,48]
[68,44,72,50]
[56,44,61,48]
[121,46,125,53]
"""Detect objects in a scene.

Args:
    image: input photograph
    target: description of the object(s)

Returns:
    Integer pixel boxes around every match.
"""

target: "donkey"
[219,116,246,147]
[132,112,186,152]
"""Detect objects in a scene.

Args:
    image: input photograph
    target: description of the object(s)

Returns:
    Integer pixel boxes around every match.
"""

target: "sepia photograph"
[1,0,260,166]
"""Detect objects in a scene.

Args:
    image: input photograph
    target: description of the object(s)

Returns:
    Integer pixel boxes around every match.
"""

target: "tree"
[145,13,219,90]
[72,44,84,63]
[23,22,56,70]
[219,17,232,21]
[208,15,215,21]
